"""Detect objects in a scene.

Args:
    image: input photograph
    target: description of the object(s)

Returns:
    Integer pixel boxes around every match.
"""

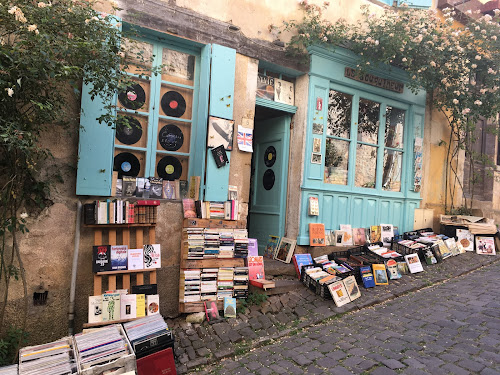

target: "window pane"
[385,106,405,148]
[327,90,352,138]
[121,39,154,75]
[357,99,380,144]
[355,144,377,188]
[324,138,349,185]
[382,150,403,192]
[162,48,195,85]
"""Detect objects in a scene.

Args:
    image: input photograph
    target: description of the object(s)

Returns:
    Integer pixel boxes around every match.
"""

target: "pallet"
[183,218,246,229]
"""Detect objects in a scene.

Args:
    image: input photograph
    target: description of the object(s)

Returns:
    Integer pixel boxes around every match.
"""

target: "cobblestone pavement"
[187,259,500,375]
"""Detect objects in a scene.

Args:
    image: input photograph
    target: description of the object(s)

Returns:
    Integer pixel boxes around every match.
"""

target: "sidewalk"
[169,253,499,374]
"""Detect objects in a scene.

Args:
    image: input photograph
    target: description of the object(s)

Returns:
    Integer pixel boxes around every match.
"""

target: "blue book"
[111,245,128,271]
[360,266,376,288]
[223,297,236,318]
[293,254,313,278]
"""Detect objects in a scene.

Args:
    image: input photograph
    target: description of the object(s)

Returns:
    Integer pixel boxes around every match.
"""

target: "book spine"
[129,203,135,224]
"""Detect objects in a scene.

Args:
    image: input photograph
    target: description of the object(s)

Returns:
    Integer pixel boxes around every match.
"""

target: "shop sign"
[344,67,404,93]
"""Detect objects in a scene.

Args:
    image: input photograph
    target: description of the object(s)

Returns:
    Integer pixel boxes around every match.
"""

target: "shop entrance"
[248,110,291,255]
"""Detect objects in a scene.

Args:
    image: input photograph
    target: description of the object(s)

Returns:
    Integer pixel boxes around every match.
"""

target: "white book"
[405,253,424,273]
[380,224,394,247]
[147,294,160,316]
[143,244,161,269]
[328,280,350,307]
[456,229,474,251]
[120,294,137,320]
[339,224,353,246]
[128,248,144,270]
[88,295,102,324]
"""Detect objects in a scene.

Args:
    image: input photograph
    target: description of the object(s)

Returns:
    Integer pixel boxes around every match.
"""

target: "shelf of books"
[84,220,161,328]
[179,218,249,313]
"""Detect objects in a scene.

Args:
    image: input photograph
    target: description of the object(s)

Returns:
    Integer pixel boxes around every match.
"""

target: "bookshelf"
[83,223,157,328]
[179,218,248,313]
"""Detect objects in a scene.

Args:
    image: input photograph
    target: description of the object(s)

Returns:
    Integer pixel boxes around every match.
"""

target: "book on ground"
[360,266,375,288]
[405,253,424,273]
[372,264,389,285]
[224,297,236,318]
[476,236,496,255]
[342,275,361,302]
[264,235,280,258]
[293,254,313,279]
[456,229,474,251]
[274,238,296,263]
[328,280,350,307]
[248,256,265,280]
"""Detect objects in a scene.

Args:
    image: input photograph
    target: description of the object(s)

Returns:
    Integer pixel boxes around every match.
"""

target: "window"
[324,88,406,192]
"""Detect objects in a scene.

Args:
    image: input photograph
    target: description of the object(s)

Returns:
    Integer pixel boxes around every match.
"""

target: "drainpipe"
[68,200,82,335]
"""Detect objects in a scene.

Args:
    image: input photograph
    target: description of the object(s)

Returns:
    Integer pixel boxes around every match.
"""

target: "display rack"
[179,218,246,313]
[84,223,157,328]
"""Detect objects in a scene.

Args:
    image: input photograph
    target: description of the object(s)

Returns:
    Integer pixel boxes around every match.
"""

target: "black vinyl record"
[118,84,146,110]
[263,169,275,190]
[161,91,186,117]
[157,155,182,180]
[158,124,184,151]
[114,152,140,178]
[264,146,277,167]
[116,116,143,145]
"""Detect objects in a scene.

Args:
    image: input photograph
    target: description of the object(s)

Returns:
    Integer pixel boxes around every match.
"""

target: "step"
[263,258,296,277]
[249,279,303,296]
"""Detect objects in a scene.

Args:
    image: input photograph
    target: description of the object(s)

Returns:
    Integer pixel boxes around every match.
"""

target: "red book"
[128,203,135,223]
[309,223,326,246]
[248,256,265,281]
[137,347,177,375]
[135,200,161,206]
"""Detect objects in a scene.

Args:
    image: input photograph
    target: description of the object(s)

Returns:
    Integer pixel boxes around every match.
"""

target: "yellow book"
[372,264,389,285]
[136,294,146,318]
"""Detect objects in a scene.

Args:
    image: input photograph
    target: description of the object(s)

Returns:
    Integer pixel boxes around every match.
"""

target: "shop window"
[377,0,432,8]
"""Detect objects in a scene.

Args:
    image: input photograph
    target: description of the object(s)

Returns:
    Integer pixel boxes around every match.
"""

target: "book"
[372,264,389,285]
[136,294,146,318]
[147,295,160,316]
[334,230,344,245]
[182,198,197,218]
[264,235,280,258]
[308,197,319,216]
[444,238,460,256]
[380,224,394,247]
[143,244,161,269]
[360,265,375,288]
[249,279,275,289]
[423,247,438,265]
[110,245,128,271]
[256,74,274,100]
[88,296,103,324]
[292,254,313,278]
[92,245,112,273]
[102,292,121,322]
[342,275,361,301]
[122,176,136,197]
[339,224,353,246]
[120,294,137,320]
[370,225,381,243]
[248,238,258,256]
[309,223,326,246]
[248,256,265,280]
[136,348,176,375]
[162,180,176,199]
[136,177,145,197]
[131,284,158,295]
[435,239,452,259]
[397,261,409,274]
[188,176,201,200]
[385,259,402,279]
[149,177,163,199]
[328,280,350,307]
[456,229,474,252]
[211,145,229,168]
[353,228,367,246]
[204,301,221,323]
[476,236,496,255]
[228,185,238,200]
[223,297,237,318]
[274,237,296,263]
[405,253,424,273]
[128,248,144,270]
[179,180,188,199]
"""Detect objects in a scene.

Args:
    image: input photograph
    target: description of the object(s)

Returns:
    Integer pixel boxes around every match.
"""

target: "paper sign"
[237,125,253,152]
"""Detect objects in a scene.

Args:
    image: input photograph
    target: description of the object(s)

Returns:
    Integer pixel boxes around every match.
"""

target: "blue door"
[249,115,290,255]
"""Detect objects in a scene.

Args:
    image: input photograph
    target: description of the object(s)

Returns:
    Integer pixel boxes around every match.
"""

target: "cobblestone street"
[188,259,500,375]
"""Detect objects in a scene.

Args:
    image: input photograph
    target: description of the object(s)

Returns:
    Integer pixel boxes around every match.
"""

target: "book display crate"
[84,223,157,328]
[179,218,247,313]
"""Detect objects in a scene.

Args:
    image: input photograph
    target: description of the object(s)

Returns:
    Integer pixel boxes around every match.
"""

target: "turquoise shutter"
[76,17,121,196]
[396,0,432,7]
[204,44,236,201]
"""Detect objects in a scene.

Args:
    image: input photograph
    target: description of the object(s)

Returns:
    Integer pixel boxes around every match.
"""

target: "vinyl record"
[158,124,184,151]
[114,152,140,178]
[118,84,146,110]
[264,146,276,167]
[116,116,143,145]
[157,155,182,180]
[161,91,186,117]
[263,169,275,190]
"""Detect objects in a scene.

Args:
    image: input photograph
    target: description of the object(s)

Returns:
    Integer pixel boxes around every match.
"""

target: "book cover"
[353,228,367,246]
[149,177,163,199]
[372,264,389,285]
[128,248,144,270]
[360,265,375,288]
[274,78,294,106]
[162,180,176,200]
[334,230,344,245]
[110,245,128,271]
[444,238,460,256]
[136,348,176,375]
[88,295,102,324]
[188,176,201,200]
[228,185,238,200]
[436,239,452,259]
[179,180,188,199]
[102,292,121,322]
[274,237,297,263]
[456,229,474,251]
[211,145,229,168]
[143,244,161,269]
[339,224,353,246]
[223,297,236,318]
[256,74,274,100]
[370,225,381,243]
[424,247,438,265]
[122,176,137,197]
[136,294,146,318]
[476,236,496,255]
[342,275,361,302]
[204,301,221,323]
[120,294,137,320]
[328,280,351,307]
[385,259,402,279]
[309,223,326,246]
[135,200,161,206]
[405,253,424,273]
[136,177,145,198]
[248,256,265,280]
[131,284,158,295]
[147,294,160,316]
[264,235,280,258]
[380,224,394,247]
[182,198,197,218]
[397,261,409,274]
[92,245,112,273]
[248,238,258,257]
[292,254,313,278]
[308,196,319,216]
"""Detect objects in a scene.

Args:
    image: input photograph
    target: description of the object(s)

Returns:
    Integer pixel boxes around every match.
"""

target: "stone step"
[249,279,303,296]
[263,258,296,277]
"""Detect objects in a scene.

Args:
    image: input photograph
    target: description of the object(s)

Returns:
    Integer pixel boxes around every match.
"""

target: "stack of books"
[19,338,77,375]
[84,200,160,225]
[200,268,218,301]
[217,268,234,300]
[123,315,174,359]
[233,267,249,299]
[208,202,225,219]
[180,269,201,303]
[204,228,220,258]
[234,229,249,258]
[184,228,204,260]
[219,230,235,258]
[74,325,131,370]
